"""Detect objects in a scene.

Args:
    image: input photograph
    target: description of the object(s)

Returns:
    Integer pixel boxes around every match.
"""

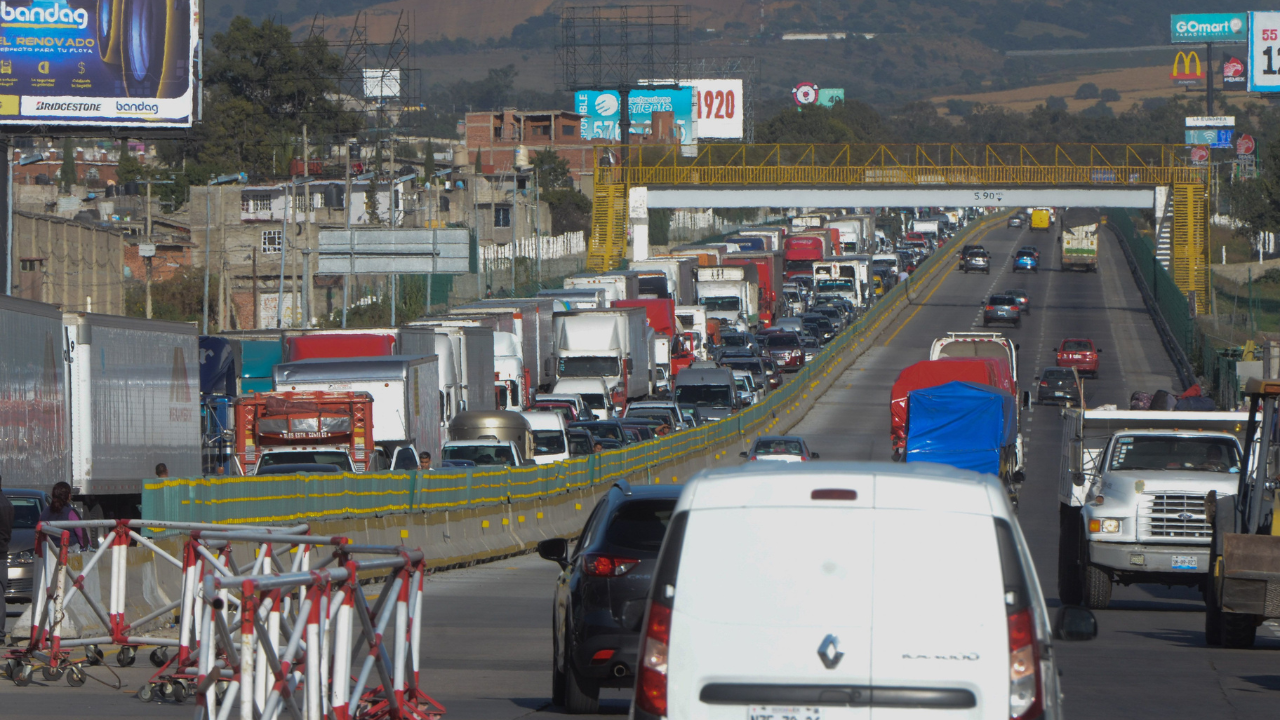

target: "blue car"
[1013,249,1039,273]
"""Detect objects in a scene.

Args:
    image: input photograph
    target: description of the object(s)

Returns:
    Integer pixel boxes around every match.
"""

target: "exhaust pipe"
[611,662,630,678]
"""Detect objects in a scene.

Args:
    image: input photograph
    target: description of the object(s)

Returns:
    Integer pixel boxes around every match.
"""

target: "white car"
[631,462,1097,720]
[739,435,817,462]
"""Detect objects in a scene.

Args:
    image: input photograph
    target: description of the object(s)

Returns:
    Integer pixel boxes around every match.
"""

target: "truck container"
[234,391,378,475]
[408,320,497,413]
[629,256,698,305]
[905,381,1017,483]
[564,273,636,305]
[662,245,725,267]
[273,355,441,466]
[216,330,286,394]
[736,226,788,251]
[602,270,648,301]
[552,306,651,407]
[783,234,829,279]
[64,312,202,511]
[791,215,823,230]
[537,287,608,310]
[1060,208,1101,272]
[723,250,785,327]
[696,265,760,331]
[454,297,557,391]
[721,236,767,252]
[615,299,689,381]
[930,331,1021,384]
[0,294,68,491]
[829,215,874,254]
[890,359,1001,457]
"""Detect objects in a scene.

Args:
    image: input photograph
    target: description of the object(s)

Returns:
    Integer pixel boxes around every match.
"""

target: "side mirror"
[739,451,749,458]
[537,538,571,570]
[810,452,820,459]
[1053,605,1098,641]
[1096,348,1103,353]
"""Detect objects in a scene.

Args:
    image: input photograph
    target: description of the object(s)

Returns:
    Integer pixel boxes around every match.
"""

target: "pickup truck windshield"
[675,385,734,407]
[532,430,567,456]
[443,445,516,466]
[700,296,742,312]
[1108,437,1240,473]
[258,450,354,472]
[559,356,620,377]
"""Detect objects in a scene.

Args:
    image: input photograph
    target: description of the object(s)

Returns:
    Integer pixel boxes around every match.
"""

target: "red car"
[756,329,807,372]
[1057,338,1101,377]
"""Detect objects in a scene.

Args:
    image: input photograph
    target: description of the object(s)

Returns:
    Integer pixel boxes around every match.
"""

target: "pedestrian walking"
[39,482,89,551]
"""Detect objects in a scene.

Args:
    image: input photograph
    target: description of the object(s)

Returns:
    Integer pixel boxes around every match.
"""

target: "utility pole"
[140,175,173,320]
[202,174,213,334]
[276,177,289,328]
[302,124,311,326]
[1206,42,1215,116]
[342,140,353,328]
[535,167,542,289]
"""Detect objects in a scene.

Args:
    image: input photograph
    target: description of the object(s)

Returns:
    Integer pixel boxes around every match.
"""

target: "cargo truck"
[890,358,1004,459]
[409,320,497,413]
[735,226,787,251]
[1060,208,1101,272]
[65,311,202,515]
[234,391,383,475]
[537,287,608,309]
[273,355,442,469]
[552,306,652,410]
[0,295,68,492]
[675,305,710,361]
[783,234,829,279]
[723,250,785,328]
[629,256,698,305]
[1058,406,1248,612]
[564,273,638,305]
[454,298,557,392]
[695,265,760,332]
[905,381,1021,503]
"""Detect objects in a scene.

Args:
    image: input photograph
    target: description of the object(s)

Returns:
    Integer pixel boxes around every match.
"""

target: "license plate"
[1172,555,1198,570]
[749,707,824,720]
[1054,391,1068,397]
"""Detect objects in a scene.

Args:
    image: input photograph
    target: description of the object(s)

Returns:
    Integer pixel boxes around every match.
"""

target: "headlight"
[1089,519,1121,533]
[8,549,35,566]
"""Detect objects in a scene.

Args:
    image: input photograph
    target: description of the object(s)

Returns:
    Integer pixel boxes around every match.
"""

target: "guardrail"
[143,214,992,528]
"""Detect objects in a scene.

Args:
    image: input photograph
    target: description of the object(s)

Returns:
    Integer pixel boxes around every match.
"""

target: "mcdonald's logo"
[1172,50,1204,81]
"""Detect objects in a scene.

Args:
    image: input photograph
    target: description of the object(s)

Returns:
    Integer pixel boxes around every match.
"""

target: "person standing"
[0,474,13,644]
[418,450,432,470]
[39,482,88,551]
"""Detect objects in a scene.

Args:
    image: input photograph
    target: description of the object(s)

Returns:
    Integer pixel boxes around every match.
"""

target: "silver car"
[4,489,48,605]
[983,294,1022,328]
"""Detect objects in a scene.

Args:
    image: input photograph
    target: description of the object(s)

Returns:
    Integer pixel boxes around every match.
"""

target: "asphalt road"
[8,220,1279,719]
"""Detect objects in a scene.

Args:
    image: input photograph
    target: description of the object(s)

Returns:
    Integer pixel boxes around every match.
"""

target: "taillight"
[986,305,995,311]
[1008,607,1042,719]
[1039,381,1048,387]
[582,554,639,577]
[636,602,672,717]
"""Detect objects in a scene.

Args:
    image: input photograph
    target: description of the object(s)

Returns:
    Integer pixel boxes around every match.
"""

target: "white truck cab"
[1058,408,1249,609]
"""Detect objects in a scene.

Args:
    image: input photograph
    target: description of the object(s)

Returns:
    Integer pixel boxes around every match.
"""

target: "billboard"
[0,0,196,127]
[1223,54,1247,90]
[575,88,695,142]
[362,68,400,99]
[690,78,742,138]
[1185,129,1233,149]
[1250,11,1280,92]
[1170,13,1246,44]
[317,228,471,275]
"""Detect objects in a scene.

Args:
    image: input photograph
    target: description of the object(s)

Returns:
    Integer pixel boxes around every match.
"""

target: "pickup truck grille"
[1142,492,1212,540]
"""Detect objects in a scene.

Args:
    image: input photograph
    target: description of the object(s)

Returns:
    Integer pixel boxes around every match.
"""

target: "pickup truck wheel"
[1057,507,1084,605]
[1082,562,1112,609]
[1221,612,1258,649]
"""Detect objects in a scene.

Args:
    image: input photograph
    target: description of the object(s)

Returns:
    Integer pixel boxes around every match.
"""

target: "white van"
[631,462,1097,720]
[520,411,569,465]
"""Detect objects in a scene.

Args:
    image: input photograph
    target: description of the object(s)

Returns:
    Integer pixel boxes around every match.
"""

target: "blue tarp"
[905,381,1016,475]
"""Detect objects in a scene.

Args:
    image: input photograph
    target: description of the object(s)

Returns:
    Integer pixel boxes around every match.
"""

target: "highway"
[9,221,1280,719]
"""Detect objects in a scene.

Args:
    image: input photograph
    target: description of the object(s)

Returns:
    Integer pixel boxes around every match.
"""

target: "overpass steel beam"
[644,187,1157,209]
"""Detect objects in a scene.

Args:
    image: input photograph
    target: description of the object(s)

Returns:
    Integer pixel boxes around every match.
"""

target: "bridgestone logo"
[34,101,100,112]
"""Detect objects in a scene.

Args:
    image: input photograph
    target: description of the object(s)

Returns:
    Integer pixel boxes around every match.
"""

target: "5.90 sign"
[1249,12,1280,91]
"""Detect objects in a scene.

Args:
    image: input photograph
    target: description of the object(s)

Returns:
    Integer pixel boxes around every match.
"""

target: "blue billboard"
[1170,13,1246,44]
[0,0,197,127]
[575,88,695,142]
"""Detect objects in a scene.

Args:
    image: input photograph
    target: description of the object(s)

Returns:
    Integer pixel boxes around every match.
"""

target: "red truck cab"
[1056,338,1100,377]
[723,251,784,328]
[784,235,828,279]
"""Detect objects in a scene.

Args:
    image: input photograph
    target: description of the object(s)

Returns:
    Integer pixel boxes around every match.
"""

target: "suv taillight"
[1008,606,1042,719]
[636,601,672,716]
[582,554,639,577]
[985,305,995,311]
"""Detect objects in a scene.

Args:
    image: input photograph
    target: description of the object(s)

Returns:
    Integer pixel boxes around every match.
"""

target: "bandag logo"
[116,100,158,115]
[0,1,89,29]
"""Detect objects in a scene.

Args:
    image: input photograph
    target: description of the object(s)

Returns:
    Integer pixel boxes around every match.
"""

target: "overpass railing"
[143,213,987,527]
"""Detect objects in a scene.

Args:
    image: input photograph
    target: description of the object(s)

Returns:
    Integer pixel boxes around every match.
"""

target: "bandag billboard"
[0,0,196,127]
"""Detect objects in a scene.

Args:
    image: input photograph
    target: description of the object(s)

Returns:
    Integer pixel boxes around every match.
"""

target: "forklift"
[1205,377,1280,647]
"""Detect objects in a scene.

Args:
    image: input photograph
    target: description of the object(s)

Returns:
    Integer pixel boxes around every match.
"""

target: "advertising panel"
[690,78,742,139]
[1249,11,1280,92]
[1171,50,1204,86]
[1170,13,1246,44]
[817,88,845,107]
[1185,129,1233,149]
[1223,54,1247,90]
[575,88,694,142]
[0,0,196,127]
[362,68,400,99]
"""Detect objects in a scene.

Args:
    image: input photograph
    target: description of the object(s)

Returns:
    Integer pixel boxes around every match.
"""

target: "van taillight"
[636,601,671,717]
[1008,606,1042,719]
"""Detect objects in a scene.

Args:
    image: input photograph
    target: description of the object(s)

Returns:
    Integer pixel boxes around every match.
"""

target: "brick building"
[463,109,600,195]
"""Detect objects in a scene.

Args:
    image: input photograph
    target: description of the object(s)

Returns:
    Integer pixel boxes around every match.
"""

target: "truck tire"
[1221,612,1258,649]
[1058,507,1084,605]
[1082,562,1112,609]
[564,659,600,714]
[1204,586,1223,646]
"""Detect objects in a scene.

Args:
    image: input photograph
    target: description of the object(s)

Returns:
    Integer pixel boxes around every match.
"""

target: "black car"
[568,429,595,456]
[539,481,685,713]
[569,420,630,445]
[1037,366,1082,405]
[801,313,836,343]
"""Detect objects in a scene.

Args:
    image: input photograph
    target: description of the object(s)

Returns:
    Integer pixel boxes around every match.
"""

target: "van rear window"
[605,499,677,552]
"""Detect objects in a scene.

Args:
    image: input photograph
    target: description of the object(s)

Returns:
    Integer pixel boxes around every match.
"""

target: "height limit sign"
[1249,11,1280,91]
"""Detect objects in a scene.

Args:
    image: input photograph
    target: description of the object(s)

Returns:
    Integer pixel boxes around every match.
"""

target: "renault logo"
[817,634,844,669]
[1177,512,1195,520]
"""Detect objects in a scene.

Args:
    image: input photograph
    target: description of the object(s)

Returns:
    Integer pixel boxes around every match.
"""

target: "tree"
[945,99,975,117]
[530,149,590,234]
[1074,83,1099,100]
[1225,137,1280,241]
[531,149,573,192]
[58,138,76,191]
[1099,88,1121,103]
[1045,96,1068,111]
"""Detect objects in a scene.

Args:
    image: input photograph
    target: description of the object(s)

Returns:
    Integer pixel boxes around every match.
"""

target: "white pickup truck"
[1058,408,1249,609]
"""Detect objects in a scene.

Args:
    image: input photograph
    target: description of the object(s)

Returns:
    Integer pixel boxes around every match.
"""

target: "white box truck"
[695,265,759,331]
[553,307,651,408]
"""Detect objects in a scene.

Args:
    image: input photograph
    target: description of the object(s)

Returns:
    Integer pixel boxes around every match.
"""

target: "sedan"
[4,488,47,605]
[739,435,819,462]
[1057,338,1101,377]
[1003,288,1030,315]
[982,294,1021,328]
[1008,215,1024,228]
[1037,366,1082,405]
[538,482,685,713]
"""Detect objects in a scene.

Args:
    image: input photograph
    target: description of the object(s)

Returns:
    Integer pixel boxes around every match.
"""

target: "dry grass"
[931,65,1203,114]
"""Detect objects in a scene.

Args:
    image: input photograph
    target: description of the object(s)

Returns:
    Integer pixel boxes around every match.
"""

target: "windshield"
[818,281,853,292]
[675,384,734,407]
[568,433,593,455]
[723,359,762,372]
[577,393,606,410]
[605,499,676,552]
[628,409,675,424]
[872,259,896,269]
[559,356,620,377]
[258,451,353,472]
[442,444,516,466]
[763,334,800,347]
[753,439,805,456]
[701,296,742,312]
[1063,340,1093,352]
[785,260,814,272]
[722,334,748,347]
[1042,368,1075,380]
[10,496,43,529]
[532,430,567,456]
[1108,437,1240,473]
[574,423,623,441]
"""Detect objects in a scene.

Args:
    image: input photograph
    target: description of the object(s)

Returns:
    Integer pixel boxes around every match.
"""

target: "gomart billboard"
[0,0,196,127]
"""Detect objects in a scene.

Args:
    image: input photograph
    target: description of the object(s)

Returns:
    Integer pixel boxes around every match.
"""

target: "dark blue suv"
[538,480,684,714]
